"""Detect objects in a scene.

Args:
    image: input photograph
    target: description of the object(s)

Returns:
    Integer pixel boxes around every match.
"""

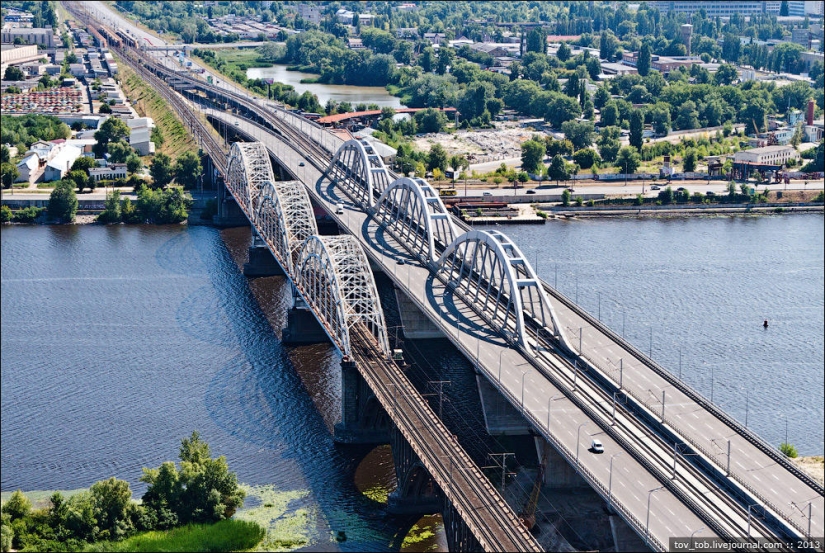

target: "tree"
[715,63,738,86]
[94,117,130,157]
[547,154,569,184]
[174,151,202,189]
[107,140,133,163]
[649,103,672,136]
[561,120,595,151]
[676,101,700,130]
[1,145,9,163]
[2,491,31,520]
[616,146,641,174]
[71,156,97,172]
[597,126,622,162]
[3,66,24,81]
[98,190,122,223]
[780,0,789,16]
[90,478,133,540]
[629,110,644,151]
[427,143,448,172]
[637,42,651,77]
[48,180,78,222]
[683,148,698,172]
[150,153,174,189]
[526,28,547,54]
[1,163,19,189]
[520,139,546,174]
[557,42,571,62]
[68,170,89,193]
[126,154,143,174]
[546,94,581,129]
[414,108,448,133]
[600,101,619,127]
[573,148,601,170]
[98,103,113,114]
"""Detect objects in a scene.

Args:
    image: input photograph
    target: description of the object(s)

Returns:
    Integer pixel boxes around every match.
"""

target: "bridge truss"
[326,139,393,206]
[255,181,318,274]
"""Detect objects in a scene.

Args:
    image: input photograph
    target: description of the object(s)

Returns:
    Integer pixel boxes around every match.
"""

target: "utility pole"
[424,380,450,420]
[486,453,517,494]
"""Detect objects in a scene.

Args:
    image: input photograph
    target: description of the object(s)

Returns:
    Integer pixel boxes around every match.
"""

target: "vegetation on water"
[0,432,256,552]
[233,486,311,552]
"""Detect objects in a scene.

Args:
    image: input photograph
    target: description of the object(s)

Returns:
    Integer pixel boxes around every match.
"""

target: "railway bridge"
[75,22,825,551]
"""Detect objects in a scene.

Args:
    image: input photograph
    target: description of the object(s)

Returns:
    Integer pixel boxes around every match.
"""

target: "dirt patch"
[793,456,825,486]
[411,124,535,165]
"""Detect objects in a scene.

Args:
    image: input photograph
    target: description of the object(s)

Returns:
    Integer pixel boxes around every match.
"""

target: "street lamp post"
[608,452,622,511]
[498,348,505,382]
[521,370,530,413]
[645,486,665,546]
[547,394,562,429]
[690,526,706,550]
[576,422,589,469]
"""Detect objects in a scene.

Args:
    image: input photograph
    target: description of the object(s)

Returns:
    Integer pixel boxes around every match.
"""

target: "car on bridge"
[590,439,604,453]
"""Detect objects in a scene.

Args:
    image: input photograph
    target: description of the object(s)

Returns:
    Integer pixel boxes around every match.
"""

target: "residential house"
[423,32,446,45]
[44,145,82,181]
[15,153,40,183]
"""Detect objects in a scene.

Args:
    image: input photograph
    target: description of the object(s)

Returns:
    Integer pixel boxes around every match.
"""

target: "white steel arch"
[254,180,318,274]
[374,177,459,264]
[326,139,392,207]
[437,230,571,351]
[295,235,390,357]
[227,142,275,215]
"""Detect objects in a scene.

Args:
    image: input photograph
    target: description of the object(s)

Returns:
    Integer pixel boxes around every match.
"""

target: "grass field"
[86,519,265,552]
[117,63,197,160]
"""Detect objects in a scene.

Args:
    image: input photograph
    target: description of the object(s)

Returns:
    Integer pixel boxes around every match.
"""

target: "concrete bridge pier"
[386,424,442,515]
[443,499,483,552]
[212,178,249,227]
[243,231,285,277]
[281,287,328,345]
[333,359,391,444]
[394,287,443,339]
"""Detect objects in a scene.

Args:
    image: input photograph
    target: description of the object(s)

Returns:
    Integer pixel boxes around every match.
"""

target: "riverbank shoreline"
[542,204,824,218]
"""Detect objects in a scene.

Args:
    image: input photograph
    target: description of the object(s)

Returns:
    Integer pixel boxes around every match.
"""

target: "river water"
[1,214,823,549]
[246,64,405,109]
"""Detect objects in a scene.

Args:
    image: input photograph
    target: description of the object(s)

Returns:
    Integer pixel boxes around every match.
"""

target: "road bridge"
[73,11,824,548]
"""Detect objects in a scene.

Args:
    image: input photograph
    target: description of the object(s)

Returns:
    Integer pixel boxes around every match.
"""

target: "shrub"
[779,442,798,458]
[574,196,584,206]
[0,205,11,223]
[11,206,45,223]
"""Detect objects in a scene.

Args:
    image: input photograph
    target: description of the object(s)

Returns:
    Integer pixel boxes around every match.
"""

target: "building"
[295,4,322,26]
[88,163,127,182]
[423,32,446,45]
[734,145,800,165]
[44,145,82,181]
[652,1,775,16]
[129,126,155,156]
[1,44,41,66]
[1,28,57,48]
[15,153,40,183]
[347,37,364,49]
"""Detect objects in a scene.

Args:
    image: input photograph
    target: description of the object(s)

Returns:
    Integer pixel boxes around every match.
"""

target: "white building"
[15,153,40,183]
[44,145,82,181]
[89,163,127,181]
[734,145,800,165]
[296,4,322,26]
[129,126,155,156]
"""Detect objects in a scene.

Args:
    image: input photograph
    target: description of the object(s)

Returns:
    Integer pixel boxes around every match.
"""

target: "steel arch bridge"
[326,139,393,207]
[295,235,390,357]
[254,181,318,274]
[436,230,571,351]
[227,142,275,215]
[374,177,459,265]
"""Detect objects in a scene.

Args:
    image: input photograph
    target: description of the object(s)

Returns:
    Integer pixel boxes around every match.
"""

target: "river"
[1,214,823,550]
[246,64,405,109]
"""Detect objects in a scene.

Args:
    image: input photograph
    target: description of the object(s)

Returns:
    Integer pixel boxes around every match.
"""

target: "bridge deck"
[98,28,824,548]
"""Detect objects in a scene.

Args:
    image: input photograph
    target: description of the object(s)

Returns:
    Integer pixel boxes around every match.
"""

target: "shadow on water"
[180,226,423,550]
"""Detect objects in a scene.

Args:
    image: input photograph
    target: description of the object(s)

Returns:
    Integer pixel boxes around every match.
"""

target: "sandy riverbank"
[793,456,825,486]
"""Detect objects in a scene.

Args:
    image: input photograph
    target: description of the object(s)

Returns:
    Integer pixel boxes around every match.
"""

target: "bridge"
[69,6,824,548]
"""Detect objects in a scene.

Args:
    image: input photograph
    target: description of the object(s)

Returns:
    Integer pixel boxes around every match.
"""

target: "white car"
[590,439,604,454]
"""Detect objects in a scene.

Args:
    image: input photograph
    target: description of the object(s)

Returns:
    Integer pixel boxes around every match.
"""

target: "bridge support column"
[333,359,391,444]
[394,287,443,339]
[212,178,249,228]
[541,436,587,489]
[386,424,442,515]
[282,289,328,345]
[243,232,285,277]
[443,498,482,552]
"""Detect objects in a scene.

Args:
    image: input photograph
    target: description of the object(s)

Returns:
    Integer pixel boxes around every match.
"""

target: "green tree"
[683,148,698,172]
[637,42,651,77]
[1,145,9,163]
[561,120,595,151]
[150,152,174,189]
[779,442,798,458]
[68,169,89,193]
[174,151,203,189]
[676,101,700,130]
[2,491,31,521]
[616,146,641,174]
[779,0,789,16]
[557,42,571,62]
[3,66,24,81]
[48,180,78,222]
[1,163,19,189]
[126,154,143,174]
[427,143,448,172]
[561,189,571,206]
[99,103,113,114]
[715,63,738,86]
[547,154,569,184]
[98,190,122,223]
[649,103,672,136]
[94,117,130,157]
[597,126,622,162]
[90,477,133,540]
[520,139,546,174]
[526,28,547,54]
[601,101,619,127]
[107,140,133,164]
[593,86,611,110]
[629,110,644,151]
[573,148,601,170]
[414,108,448,133]
[71,156,97,172]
